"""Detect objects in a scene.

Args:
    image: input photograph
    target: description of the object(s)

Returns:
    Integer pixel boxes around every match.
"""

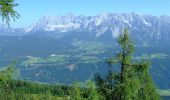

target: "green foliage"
[0,62,17,100]
[0,79,72,100]
[86,81,100,100]
[95,29,161,100]
[0,62,72,99]
[70,82,82,100]
[0,62,16,81]
[0,0,20,24]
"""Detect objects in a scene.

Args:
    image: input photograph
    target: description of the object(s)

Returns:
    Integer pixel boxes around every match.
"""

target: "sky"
[9,0,170,28]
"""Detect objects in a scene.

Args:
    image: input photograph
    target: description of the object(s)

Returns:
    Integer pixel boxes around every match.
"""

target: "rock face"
[1,13,170,40]
[23,13,170,39]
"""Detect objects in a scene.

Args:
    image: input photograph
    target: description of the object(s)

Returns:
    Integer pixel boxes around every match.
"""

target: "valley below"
[0,31,169,90]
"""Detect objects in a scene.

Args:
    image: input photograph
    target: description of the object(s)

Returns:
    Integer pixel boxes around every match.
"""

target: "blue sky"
[10,0,170,28]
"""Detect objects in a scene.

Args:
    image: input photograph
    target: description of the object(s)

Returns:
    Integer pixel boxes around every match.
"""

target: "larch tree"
[95,29,160,100]
[0,0,20,25]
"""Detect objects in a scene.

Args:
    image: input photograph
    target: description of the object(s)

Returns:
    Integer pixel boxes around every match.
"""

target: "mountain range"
[1,13,170,40]
[0,13,170,89]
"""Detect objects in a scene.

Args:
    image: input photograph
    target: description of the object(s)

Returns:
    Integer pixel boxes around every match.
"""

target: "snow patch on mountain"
[22,13,170,39]
[44,23,81,32]
[1,13,170,39]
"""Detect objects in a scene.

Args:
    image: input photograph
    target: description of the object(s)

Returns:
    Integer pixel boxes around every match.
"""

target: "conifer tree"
[95,29,160,100]
[0,0,20,24]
